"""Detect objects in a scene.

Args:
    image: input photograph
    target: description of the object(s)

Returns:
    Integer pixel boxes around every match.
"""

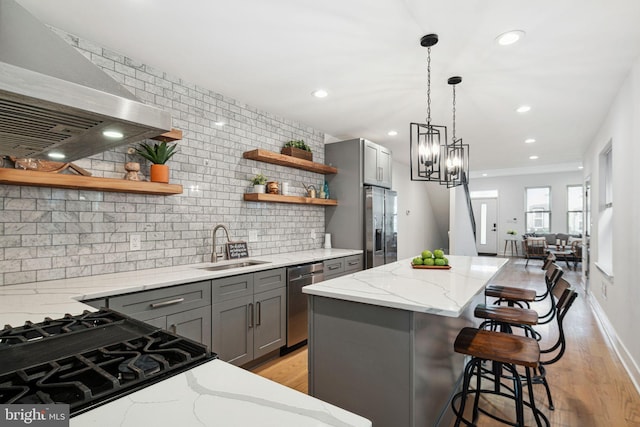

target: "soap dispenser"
[323,180,330,199]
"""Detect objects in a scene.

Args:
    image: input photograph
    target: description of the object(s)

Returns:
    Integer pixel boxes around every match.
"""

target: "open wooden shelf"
[243,149,337,174]
[151,128,183,142]
[243,193,337,206]
[0,168,183,195]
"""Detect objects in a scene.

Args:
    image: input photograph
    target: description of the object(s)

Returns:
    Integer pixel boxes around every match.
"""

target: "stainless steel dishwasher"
[286,262,324,349]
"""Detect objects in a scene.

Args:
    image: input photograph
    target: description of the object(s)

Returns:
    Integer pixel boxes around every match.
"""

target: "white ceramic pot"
[253,184,266,194]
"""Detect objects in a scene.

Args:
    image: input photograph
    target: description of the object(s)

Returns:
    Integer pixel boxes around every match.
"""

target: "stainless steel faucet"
[211,224,231,262]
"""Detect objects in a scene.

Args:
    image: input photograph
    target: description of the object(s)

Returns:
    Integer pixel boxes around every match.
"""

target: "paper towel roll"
[324,233,332,249]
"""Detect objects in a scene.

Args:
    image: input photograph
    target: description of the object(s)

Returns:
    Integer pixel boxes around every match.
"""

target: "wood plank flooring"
[251,257,640,426]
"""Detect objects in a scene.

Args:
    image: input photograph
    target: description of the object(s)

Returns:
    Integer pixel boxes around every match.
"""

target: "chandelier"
[442,76,469,188]
[410,34,448,182]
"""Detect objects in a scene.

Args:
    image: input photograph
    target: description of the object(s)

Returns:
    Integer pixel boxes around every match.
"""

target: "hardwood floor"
[251,257,640,426]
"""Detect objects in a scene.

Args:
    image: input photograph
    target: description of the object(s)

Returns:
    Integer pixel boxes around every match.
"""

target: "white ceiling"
[16,0,640,176]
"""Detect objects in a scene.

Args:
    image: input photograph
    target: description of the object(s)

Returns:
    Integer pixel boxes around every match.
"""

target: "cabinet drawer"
[109,281,211,321]
[324,258,345,279]
[212,273,254,303]
[344,254,363,273]
[254,268,286,293]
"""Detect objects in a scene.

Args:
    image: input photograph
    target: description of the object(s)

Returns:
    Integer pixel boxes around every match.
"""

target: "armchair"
[569,241,583,269]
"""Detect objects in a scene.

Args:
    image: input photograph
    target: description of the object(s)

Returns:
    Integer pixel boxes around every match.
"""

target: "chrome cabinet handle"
[150,297,185,309]
[248,303,254,328]
[329,265,341,270]
[348,261,359,266]
[256,302,261,326]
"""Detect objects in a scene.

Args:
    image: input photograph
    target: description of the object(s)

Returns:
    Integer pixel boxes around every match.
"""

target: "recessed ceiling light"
[496,30,525,46]
[387,130,398,136]
[524,138,536,144]
[529,155,539,160]
[578,166,584,170]
[482,173,488,177]
[48,152,66,160]
[516,105,531,113]
[214,121,225,126]
[312,89,328,98]
[102,130,124,139]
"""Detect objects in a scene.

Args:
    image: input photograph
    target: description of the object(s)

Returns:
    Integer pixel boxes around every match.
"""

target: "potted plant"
[250,173,267,193]
[135,141,178,183]
[281,139,312,161]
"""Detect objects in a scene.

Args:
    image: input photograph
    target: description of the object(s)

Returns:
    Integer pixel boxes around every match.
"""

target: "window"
[597,142,613,277]
[567,185,583,236]
[525,187,551,233]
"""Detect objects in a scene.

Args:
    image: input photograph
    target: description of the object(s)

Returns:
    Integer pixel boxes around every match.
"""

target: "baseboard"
[585,286,640,396]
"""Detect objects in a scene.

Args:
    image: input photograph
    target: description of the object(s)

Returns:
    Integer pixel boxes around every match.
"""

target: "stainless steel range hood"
[0,1,172,161]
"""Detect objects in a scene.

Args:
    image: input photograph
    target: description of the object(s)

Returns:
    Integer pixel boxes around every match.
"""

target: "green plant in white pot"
[251,173,267,193]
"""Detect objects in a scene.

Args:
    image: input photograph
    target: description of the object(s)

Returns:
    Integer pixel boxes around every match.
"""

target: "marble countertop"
[0,248,369,427]
[303,255,508,317]
[72,359,371,427]
[0,248,361,326]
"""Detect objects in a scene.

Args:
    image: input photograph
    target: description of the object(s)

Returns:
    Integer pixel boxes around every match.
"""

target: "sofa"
[521,233,582,267]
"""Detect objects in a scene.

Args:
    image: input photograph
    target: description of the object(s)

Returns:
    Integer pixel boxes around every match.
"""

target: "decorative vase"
[150,164,169,183]
[253,184,266,194]
[124,162,141,181]
[266,181,279,194]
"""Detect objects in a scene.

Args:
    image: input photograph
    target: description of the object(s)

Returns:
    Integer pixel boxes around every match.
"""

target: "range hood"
[0,1,172,162]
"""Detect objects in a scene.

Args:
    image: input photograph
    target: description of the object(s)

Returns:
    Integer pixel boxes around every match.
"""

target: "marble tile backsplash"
[0,29,327,286]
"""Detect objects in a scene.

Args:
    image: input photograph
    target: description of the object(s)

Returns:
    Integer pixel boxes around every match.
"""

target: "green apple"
[434,258,446,266]
[423,258,435,266]
[421,250,433,259]
[443,257,449,266]
[412,257,424,265]
[433,249,445,259]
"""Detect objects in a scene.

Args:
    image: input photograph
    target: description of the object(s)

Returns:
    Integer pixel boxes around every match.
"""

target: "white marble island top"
[72,359,371,427]
[303,255,508,317]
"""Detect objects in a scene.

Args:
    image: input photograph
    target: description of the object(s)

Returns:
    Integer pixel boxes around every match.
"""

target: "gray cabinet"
[212,268,286,366]
[344,254,363,273]
[324,255,363,280]
[363,140,392,189]
[104,281,212,349]
[323,257,345,280]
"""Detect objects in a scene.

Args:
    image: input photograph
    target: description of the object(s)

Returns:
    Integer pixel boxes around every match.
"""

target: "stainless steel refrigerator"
[325,138,398,269]
[365,186,398,268]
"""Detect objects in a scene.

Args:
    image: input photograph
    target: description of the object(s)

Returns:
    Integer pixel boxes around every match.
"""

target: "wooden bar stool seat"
[451,327,549,427]
[475,303,540,339]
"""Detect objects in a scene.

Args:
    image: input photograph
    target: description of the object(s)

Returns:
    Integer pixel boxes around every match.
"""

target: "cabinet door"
[167,306,212,350]
[344,254,363,274]
[144,316,167,330]
[253,287,286,359]
[363,140,379,186]
[212,295,254,366]
[323,257,345,280]
[378,146,392,188]
[254,268,285,293]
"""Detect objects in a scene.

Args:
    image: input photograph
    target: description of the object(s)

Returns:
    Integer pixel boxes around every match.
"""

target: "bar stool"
[476,280,578,410]
[451,327,549,426]
[486,262,563,313]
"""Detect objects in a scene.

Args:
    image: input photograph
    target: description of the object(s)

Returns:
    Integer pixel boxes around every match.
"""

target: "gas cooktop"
[0,309,216,416]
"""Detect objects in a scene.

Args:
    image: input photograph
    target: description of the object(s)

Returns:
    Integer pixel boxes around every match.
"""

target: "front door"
[471,198,498,255]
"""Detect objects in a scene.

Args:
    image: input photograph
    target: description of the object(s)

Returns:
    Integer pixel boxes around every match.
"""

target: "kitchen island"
[303,255,508,427]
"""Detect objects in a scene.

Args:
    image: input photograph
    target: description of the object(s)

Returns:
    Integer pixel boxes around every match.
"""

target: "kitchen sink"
[196,260,271,271]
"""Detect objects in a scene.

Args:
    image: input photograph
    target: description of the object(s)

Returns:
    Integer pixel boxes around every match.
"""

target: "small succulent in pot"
[283,139,311,152]
[250,173,268,185]
[134,141,178,165]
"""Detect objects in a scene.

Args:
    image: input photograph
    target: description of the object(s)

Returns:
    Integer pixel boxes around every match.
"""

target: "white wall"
[449,186,478,256]
[393,161,447,259]
[582,55,640,391]
[469,171,583,240]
